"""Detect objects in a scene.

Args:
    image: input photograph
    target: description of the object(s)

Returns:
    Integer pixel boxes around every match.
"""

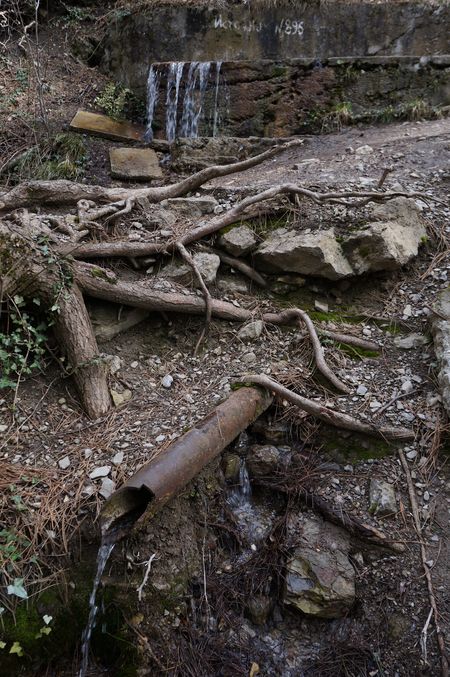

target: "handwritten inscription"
[213,15,304,38]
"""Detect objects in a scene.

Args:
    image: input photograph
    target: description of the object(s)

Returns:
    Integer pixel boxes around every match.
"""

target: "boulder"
[254,228,353,280]
[219,225,258,257]
[283,513,355,618]
[343,198,427,274]
[369,479,397,516]
[246,444,282,477]
[431,287,450,415]
[162,252,220,286]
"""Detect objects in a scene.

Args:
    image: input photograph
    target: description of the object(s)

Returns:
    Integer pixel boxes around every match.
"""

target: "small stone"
[242,351,257,365]
[401,380,414,394]
[394,333,428,350]
[355,144,374,155]
[99,477,116,499]
[130,360,139,368]
[111,389,132,406]
[238,320,264,341]
[0,424,8,433]
[108,355,122,374]
[58,456,71,470]
[425,559,434,568]
[58,398,66,405]
[89,465,111,479]
[403,304,413,319]
[423,490,430,501]
[161,374,174,389]
[223,454,241,482]
[112,451,124,466]
[219,225,258,257]
[406,450,418,460]
[356,385,368,396]
[369,479,397,516]
[314,300,329,313]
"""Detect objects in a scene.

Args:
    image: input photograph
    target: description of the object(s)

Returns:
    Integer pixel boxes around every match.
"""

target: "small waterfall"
[145,64,161,142]
[145,60,223,142]
[212,61,222,137]
[78,539,116,677]
[165,61,184,144]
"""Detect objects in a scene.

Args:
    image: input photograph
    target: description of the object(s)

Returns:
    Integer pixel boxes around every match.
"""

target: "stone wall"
[146,56,450,138]
[101,1,449,91]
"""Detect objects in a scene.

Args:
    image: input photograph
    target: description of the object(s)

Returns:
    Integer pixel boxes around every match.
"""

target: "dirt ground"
[1,11,450,677]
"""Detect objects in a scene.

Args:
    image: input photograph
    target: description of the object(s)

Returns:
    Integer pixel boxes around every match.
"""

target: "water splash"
[165,61,184,143]
[78,540,115,677]
[145,64,161,142]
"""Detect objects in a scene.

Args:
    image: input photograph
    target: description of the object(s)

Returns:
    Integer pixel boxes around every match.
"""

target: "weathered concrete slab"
[70,110,144,142]
[109,147,163,180]
[432,287,450,416]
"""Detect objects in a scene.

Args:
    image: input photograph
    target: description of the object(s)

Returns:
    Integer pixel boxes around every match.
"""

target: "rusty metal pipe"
[100,386,272,539]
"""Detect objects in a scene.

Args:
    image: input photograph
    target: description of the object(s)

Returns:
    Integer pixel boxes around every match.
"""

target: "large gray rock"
[284,513,355,618]
[162,252,220,287]
[246,444,282,477]
[431,287,450,415]
[255,228,353,280]
[343,198,427,274]
[219,225,258,257]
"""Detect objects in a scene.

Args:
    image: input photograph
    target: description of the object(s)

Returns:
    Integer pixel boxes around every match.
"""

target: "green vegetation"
[0,296,48,390]
[94,82,134,120]
[7,132,87,183]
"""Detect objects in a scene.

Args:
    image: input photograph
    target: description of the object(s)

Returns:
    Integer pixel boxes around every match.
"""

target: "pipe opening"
[100,485,154,542]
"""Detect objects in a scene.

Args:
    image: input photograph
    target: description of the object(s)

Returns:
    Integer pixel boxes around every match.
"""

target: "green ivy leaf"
[9,641,24,656]
[7,578,28,599]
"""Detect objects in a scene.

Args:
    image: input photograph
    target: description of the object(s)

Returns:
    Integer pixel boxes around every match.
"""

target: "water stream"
[146,60,224,142]
[78,539,116,677]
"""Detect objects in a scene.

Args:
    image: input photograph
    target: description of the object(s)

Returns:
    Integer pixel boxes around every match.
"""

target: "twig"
[373,388,418,419]
[398,449,449,676]
[318,329,380,352]
[136,553,157,602]
[176,242,212,354]
[243,374,414,440]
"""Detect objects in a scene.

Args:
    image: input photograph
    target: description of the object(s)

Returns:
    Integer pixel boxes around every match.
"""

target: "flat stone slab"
[70,110,144,142]
[109,147,162,180]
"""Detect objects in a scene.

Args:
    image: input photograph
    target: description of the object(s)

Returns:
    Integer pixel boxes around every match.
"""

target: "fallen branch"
[398,449,449,676]
[242,374,414,440]
[318,329,380,352]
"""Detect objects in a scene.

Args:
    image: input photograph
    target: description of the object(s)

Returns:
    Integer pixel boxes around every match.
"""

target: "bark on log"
[0,222,110,419]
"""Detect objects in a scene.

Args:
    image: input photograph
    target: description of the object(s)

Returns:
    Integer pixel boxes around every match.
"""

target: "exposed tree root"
[176,242,212,353]
[0,139,303,212]
[242,374,414,440]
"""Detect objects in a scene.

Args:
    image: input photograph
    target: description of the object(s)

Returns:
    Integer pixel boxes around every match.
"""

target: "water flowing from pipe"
[78,540,116,677]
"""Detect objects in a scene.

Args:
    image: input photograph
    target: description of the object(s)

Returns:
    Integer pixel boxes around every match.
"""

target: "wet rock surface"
[284,513,355,618]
